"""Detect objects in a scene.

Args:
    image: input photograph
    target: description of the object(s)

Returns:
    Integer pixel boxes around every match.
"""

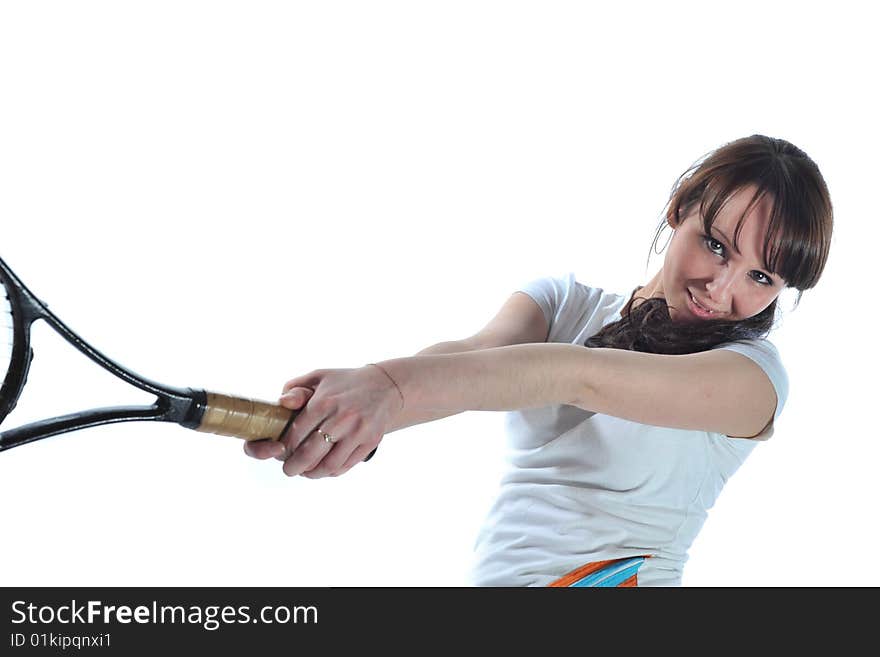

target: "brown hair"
[585,134,833,355]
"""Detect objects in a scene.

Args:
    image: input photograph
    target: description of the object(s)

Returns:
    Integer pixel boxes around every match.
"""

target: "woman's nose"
[704,267,736,309]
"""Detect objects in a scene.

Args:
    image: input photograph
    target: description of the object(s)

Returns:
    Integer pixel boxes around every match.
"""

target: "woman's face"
[662,184,788,323]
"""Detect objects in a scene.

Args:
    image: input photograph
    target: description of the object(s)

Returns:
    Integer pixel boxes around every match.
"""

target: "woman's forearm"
[384,340,477,434]
[376,343,586,414]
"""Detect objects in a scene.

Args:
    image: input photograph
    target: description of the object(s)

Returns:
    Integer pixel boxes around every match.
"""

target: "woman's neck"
[622,269,663,317]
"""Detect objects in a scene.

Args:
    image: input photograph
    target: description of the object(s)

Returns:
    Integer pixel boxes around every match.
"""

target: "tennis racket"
[0,253,377,460]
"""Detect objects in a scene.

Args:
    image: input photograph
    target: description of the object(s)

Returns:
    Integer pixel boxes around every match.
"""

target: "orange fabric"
[619,574,638,587]
[547,558,621,587]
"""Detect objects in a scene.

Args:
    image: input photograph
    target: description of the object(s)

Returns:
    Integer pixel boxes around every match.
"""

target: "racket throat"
[177,388,209,429]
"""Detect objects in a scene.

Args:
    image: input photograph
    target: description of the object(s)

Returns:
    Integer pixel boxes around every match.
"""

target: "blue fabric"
[569,557,646,587]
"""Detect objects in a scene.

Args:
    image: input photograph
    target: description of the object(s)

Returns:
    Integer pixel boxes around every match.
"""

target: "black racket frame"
[0,255,210,451]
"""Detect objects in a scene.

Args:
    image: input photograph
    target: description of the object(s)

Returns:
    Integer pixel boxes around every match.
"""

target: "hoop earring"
[653,223,674,255]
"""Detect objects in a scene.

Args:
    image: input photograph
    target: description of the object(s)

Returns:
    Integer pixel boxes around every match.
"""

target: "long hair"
[585,135,833,355]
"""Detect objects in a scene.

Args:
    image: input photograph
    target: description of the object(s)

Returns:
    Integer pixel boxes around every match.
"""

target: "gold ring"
[317,428,336,444]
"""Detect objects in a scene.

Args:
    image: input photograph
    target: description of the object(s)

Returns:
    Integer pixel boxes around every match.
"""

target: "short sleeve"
[515,272,575,343]
[714,339,789,441]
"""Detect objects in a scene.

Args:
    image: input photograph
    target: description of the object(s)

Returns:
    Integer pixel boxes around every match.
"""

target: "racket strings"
[2,283,14,383]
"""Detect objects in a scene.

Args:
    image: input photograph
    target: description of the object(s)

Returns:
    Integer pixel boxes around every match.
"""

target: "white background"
[1,1,876,587]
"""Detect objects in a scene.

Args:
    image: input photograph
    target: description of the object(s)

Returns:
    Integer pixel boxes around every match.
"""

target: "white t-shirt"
[469,272,789,587]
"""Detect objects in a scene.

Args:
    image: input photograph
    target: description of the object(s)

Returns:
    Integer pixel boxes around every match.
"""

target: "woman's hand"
[274,365,404,478]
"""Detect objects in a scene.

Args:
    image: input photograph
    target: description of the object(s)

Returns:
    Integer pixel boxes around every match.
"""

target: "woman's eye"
[751,271,773,286]
[703,236,724,256]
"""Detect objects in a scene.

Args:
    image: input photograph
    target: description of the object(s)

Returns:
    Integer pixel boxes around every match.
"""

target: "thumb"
[282,370,324,394]
[278,386,314,410]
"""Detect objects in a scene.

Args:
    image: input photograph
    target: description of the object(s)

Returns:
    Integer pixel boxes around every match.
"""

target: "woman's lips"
[686,290,721,318]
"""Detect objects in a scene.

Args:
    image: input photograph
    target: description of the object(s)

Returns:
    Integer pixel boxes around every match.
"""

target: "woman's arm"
[275,336,777,477]
[384,339,478,434]
[376,343,777,439]
[375,343,586,413]
[274,344,581,478]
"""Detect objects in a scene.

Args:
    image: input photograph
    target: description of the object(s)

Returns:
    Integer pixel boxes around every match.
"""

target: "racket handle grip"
[195,392,294,442]
[193,391,379,462]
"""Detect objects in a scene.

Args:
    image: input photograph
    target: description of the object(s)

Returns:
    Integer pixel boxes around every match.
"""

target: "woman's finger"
[281,418,350,476]
[282,431,333,476]
[274,387,315,460]
[278,386,314,410]
[243,438,285,460]
[301,439,362,478]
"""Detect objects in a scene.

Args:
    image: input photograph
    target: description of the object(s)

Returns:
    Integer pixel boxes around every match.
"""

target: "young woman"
[245,134,833,587]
